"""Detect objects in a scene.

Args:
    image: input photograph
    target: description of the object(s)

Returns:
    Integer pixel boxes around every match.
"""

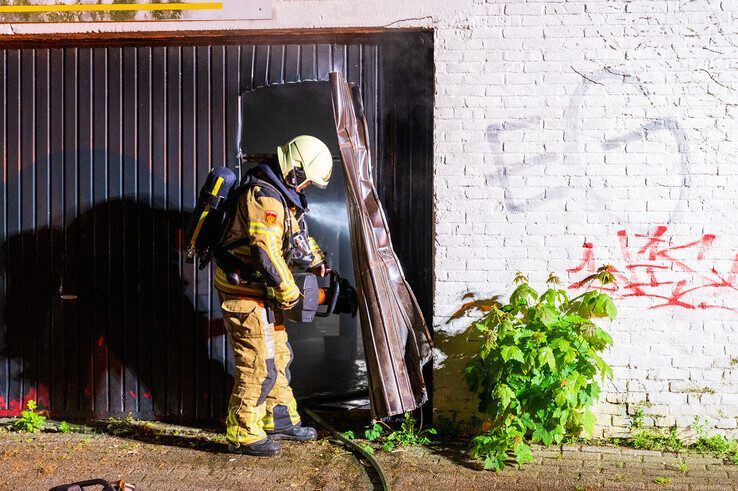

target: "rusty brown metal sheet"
[330,71,433,418]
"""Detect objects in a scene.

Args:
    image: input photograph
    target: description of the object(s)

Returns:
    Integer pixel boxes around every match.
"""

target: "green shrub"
[464,268,616,470]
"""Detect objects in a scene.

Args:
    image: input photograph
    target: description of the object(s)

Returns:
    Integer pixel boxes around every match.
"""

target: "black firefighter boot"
[266,424,318,441]
[227,438,282,457]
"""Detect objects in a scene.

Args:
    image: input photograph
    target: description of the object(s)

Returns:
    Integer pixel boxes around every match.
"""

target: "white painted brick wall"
[6,0,737,437]
[432,0,738,438]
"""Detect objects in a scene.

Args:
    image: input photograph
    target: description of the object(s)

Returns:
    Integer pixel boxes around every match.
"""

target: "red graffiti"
[568,242,595,274]
[0,384,51,417]
[569,226,738,313]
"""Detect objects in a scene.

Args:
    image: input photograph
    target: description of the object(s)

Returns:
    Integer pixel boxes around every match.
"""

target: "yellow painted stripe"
[0,2,222,13]
[211,176,224,195]
[188,176,224,247]
[231,245,252,256]
[188,210,209,247]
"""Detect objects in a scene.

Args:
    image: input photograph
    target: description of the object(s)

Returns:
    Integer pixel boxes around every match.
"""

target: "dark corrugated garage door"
[0,32,433,422]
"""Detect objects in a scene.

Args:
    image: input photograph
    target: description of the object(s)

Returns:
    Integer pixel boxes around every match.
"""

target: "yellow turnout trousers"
[220,293,301,446]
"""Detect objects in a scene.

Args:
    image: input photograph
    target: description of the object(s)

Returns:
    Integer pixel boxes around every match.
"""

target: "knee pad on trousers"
[257,358,278,406]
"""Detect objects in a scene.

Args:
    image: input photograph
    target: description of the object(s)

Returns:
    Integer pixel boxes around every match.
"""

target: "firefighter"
[215,135,333,456]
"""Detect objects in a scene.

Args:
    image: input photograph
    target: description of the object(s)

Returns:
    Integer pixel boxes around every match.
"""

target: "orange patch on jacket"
[265,210,278,227]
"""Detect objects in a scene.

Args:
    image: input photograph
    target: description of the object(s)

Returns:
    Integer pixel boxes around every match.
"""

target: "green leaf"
[538,305,559,327]
[497,384,515,409]
[513,329,534,343]
[365,423,383,441]
[604,297,617,320]
[563,348,577,365]
[520,413,535,430]
[550,338,571,354]
[483,453,507,471]
[595,328,613,346]
[582,410,596,437]
[513,442,534,465]
[359,443,375,455]
[501,345,524,363]
[510,283,539,307]
[554,389,568,407]
[27,400,37,411]
[342,430,355,440]
[538,347,556,371]
[383,441,396,452]
[562,313,587,324]
[532,427,553,446]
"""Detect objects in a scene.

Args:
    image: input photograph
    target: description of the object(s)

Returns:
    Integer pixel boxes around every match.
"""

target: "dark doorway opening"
[240,82,365,400]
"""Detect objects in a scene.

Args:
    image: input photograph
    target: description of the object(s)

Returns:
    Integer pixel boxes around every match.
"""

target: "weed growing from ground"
[654,476,672,485]
[13,400,45,433]
[619,412,738,464]
[631,408,644,430]
[693,417,738,464]
[341,412,436,454]
[342,430,376,455]
[382,412,437,452]
[632,424,682,453]
[364,422,383,441]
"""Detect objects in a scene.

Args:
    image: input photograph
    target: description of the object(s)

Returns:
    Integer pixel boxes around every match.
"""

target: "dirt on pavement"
[0,429,737,490]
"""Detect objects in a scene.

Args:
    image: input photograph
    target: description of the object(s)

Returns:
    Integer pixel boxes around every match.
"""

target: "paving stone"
[602,484,649,490]
[689,486,735,491]
[627,448,664,457]
[582,444,626,454]
[3,433,738,489]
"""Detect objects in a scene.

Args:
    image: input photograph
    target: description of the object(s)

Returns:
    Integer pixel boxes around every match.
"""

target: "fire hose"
[303,407,390,491]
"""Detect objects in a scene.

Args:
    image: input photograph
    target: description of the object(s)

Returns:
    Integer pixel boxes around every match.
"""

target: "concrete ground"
[1,428,737,490]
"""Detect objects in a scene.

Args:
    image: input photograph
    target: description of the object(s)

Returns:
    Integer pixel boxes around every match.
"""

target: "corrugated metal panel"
[0,34,433,422]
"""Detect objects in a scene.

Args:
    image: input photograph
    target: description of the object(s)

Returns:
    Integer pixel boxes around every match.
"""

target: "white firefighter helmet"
[277,135,333,189]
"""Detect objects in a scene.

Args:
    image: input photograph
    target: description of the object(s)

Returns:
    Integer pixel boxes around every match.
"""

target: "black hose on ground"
[303,407,390,491]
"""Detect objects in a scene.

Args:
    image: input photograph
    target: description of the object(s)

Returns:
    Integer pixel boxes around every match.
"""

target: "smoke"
[305,201,350,233]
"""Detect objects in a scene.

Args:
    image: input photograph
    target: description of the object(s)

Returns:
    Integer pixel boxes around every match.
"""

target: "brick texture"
[432,0,738,437]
